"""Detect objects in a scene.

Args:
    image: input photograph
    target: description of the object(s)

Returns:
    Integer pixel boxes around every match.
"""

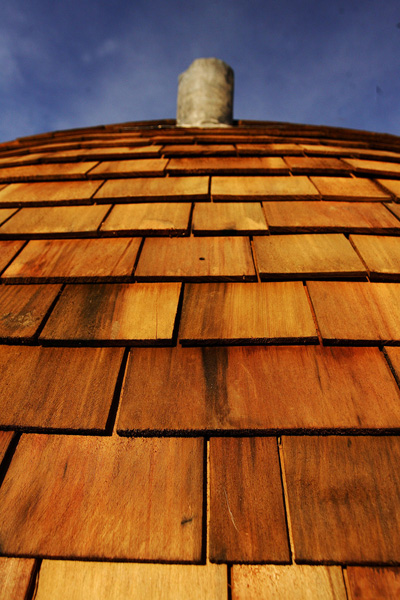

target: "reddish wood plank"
[310,176,390,201]
[0,240,25,272]
[212,176,319,200]
[179,282,317,345]
[344,158,400,177]
[2,238,140,282]
[117,345,400,434]
[254,234,365,279]
[0,283,61,340]
[0,162,98,182]
[307,281,400,344]
[232,565,347,600]
[40,282,181,344]
[0,346,124,431]
[0,431,14,463]
[0,181,103,206]
[236,142,302,155]
[192,202,268,235]
[350,235,400,281]
[168,156,289,175]
[0,435,203,560]
[135,237,256,281]
[0,205,111,237]
[48,145,162,161]
[35,561,227,600]
[163,144,235,156]
[0,208,18,225]
[210,437,289,562]
[377,179,400,199]
[285,156,351,174]
[0,557,36,600]
[101,203,191,236]
[88,158,167,178]
[347,567,400,599]
[263,201,400,233]
[94,176,209,202]
[282,436,400,563]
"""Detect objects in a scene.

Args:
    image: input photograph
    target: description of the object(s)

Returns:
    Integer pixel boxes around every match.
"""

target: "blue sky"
[1,0,400,142]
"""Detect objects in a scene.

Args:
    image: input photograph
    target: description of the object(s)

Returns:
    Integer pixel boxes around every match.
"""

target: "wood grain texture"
[192,202,268,235]
[310,176,390,201]
[236,142,302,155]
[210,437,289,563]
[307,281,400,344]
[163,143,236,156]
[385,201,400,220]
[0,181,103,206]
[347,567,400,599]
[94,176,209,202]
[282,436,400,563]
[0,240,25,272]
[263,201,400,233]
[179,282,317,344]
[0,431,14,463]
[212,176,319,200]
[254,234,366,279]
[0,283,61,340]
[285,156,351,174]
[0,204,111,237]
[167,156,289,175]
[231,565,347,600]
[117,345,400,434]
[350,235,400,281]
[88,158,167,178]
[300,144,353,156]
[49,144,162,161]
[0,208,17,225]
[0,557,36,600]
[35,561,227,600]
[40,282,181,344]
[135,237,256,281]
[101,203,191,235]
[0,346,124,431]
[0,435,203,560]
[377,178,400,199]
[2,237,140,282]
[344,158,400,176]
[0,162,98,182]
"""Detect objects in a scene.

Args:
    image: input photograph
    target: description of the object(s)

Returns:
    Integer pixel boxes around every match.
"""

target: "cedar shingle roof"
[1,119,400,598]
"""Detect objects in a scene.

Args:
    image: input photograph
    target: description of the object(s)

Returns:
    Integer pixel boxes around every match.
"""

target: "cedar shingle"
[0,431,14,463]
[347,567,400,599]
[350,235,400,280]
[285,156,351,174]
[310,176,390,200]
[192,202,267,235]
[212,176,319,200]
[0,240,25,272]
[101,203,191,236]
[94,176,209,202]
[88,159,167,178]
[0,162,98,182]
[344,158,400,177]
[0,181,103,206]
[168,156,289,175]
[0,558,36,600]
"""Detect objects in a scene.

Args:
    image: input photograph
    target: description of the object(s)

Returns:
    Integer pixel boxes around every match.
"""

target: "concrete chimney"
[176,58,234,128]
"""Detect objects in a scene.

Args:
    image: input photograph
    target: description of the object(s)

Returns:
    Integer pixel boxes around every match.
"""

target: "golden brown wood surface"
[2,237,140,282]
[282,436,400,563]
[167,156,289,174]
[347,567,400,599]
[0,180,103,206]
[254,233,365,279]
[117,345,400,434]
[0,204,111,237]
[179,282,317,344]
[135,237,256,281]
[35,561,227,600]
[231,565,347,599]
[236,142,301,155]
[0,431,14,463]
[163,143,235,156]
[377,178,400,199]
[101,202,191,235]
[307,281,400,343]
[210,437,289,562]
[212,175,319,200]
[344,158,400,176]
[94,176,209,202]
[0,208,18,225]
[192,202,268,235]
[350,235,400,280]
[263,201,400,233]
[0,240,25,272]
[0,283,61,340]
[0,557,36,600]
[0,435,203,560]
[0,346,124,431]
[49,145,162,161]
[88,158,168,178]
[310,176,390,200]
[0,162,98,182]
[40,282,181,344]
[285,156,351,174]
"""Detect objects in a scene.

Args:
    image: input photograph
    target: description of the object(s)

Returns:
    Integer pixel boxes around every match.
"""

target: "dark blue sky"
[1,0,400,142]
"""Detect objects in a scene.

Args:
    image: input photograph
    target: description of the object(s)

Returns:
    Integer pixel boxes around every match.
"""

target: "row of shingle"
[0,433,399,566]
[2,280,400,344]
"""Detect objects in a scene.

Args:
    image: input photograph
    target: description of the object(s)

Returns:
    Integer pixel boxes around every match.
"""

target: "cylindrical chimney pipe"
[176,58,234,127]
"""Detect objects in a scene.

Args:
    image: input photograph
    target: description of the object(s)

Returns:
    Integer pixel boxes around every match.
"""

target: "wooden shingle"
[167,156,289,175]
[94,176,209,202]
[88,159,168,178]
[0,180,103,206]
[310,176,390,201]
[212,175,319,200]
[100,203,191,236]
[192,202,268,235]
[0,558,36,600]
